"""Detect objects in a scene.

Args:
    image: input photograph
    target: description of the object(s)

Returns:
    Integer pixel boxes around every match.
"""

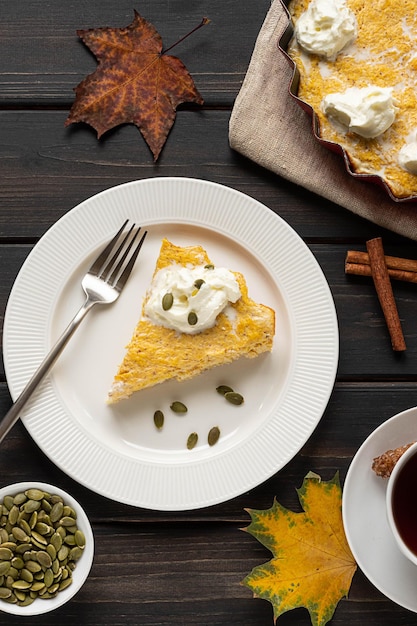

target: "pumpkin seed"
[25,561,41,574]
[75,530,86,548]
[23,500,40,514]
[187,432,198,450]
[162,292,174,311]
[12,580,31,590]
[204,264,214,270]
[50,502,64,524]
[59,516,76,527]
[37,551,52,568]
[13,493,26,506]
[224,391,244,405]
[0,562,10,577]
[216,385,234,396]
[59,577,73,592]
[208,426,220,446]
[153,410,164,429]
[0,547,12,560]
[0,587,11,599]
[193,278,205,290]
[170,401,188,414]
[25,489,44,502]
[20,569,33,583]
[3,497,13,511]
[8,506,19,526]
[187,311,198,326]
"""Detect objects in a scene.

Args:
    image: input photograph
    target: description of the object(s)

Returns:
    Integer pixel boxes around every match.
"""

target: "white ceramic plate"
[3,177,338,510]
[343,406,417,612]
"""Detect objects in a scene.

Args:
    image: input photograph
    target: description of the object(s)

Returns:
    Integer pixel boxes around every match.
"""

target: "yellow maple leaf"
[242,472,357,626]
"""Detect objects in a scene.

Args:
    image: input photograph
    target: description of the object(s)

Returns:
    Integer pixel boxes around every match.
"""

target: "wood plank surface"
[2,0,417,624]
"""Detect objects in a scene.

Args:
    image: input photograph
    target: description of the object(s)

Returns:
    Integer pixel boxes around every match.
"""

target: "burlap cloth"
[229,0,417,240]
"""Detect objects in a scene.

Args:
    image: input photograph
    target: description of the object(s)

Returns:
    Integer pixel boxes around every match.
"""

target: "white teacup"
[386,441,417,565]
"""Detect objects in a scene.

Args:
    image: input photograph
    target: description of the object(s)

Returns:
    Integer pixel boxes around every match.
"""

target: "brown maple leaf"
[65,12,207,160]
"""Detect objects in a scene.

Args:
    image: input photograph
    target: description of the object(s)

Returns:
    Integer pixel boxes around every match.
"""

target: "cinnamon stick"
[345,261,417,283]
[345,250,417,283]
[366,237,406,352]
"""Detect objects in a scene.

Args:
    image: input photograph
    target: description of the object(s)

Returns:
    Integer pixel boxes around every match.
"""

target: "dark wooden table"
[2,1,417,624]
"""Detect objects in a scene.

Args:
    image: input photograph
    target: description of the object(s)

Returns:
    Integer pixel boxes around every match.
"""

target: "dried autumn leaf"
[66,12,207,160]
[242,473,357,626]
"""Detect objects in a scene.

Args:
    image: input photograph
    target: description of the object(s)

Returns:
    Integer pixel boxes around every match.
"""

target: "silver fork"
[0,220,147,444]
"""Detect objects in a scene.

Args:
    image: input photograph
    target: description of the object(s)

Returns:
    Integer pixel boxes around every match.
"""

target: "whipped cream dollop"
[322,86,397,138]
[399,132,417,174]
[295,0,357,60]
[144,264,241,334]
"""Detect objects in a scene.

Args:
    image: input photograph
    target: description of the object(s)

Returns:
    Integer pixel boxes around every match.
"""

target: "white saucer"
[343,406,417,612]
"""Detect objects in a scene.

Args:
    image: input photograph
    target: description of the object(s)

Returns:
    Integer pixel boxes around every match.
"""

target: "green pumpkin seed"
[23,500,40,514]
[75,530,86,548]
[59,577,73,592]
[204,264,214,270]
[51,532,63,552]
[15,543,31,555]
[44,569,54,589]
[20,569,33,583]
[187,311,198,326]
[216,385,234,396]
[170,401,188,414]
[25,489,44,502]
[46,544,57,560]
[208,426,220,446]
[0,562,10,577]
[37,551,52,569]
[162,292,174,311]
[153,410,164,429]
[12,580,31,590]
[3,497,13,511]
[0,547,12,560]
[57,545,69,562]
[69,546,83,561]
[193,278,205,290]
[35,522,51,536]
[31,531,48,546]
[13,493,27,506]
[0,587,11,599]
[8,506,19,526]
[25,561,41,574]
[50,502,64,524]
[187,432,198,450]
[224,391,244,405]
[59,516,76,527]
[11,557,24,570]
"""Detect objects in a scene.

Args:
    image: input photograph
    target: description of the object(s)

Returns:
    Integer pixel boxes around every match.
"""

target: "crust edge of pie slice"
[107,238,276,404]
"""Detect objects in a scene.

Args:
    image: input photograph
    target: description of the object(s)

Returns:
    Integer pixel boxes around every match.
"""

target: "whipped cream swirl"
[144,264,241,334]
[322,86,397,138]
[295,0,357,60]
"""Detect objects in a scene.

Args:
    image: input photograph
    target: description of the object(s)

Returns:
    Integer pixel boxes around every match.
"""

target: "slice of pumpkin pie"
[107,238,275,403]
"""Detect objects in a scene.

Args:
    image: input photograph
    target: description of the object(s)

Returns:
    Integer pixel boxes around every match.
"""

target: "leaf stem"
[161,17,210,55]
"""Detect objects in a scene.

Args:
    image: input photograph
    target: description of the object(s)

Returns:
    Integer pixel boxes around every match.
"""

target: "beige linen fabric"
[229,0,417,240]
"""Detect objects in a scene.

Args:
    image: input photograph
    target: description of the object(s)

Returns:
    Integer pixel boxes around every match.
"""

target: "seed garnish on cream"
[144,264,241,334]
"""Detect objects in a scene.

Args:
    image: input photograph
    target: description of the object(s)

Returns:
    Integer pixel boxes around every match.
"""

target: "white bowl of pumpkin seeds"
[0,481,94,615]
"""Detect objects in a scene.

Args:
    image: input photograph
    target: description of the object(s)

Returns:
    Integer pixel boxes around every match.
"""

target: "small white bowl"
[386,442,417,567]
[0,481,94,616]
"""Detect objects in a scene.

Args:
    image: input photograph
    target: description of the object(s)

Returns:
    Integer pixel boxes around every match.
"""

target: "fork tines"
[90,221,147,289]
